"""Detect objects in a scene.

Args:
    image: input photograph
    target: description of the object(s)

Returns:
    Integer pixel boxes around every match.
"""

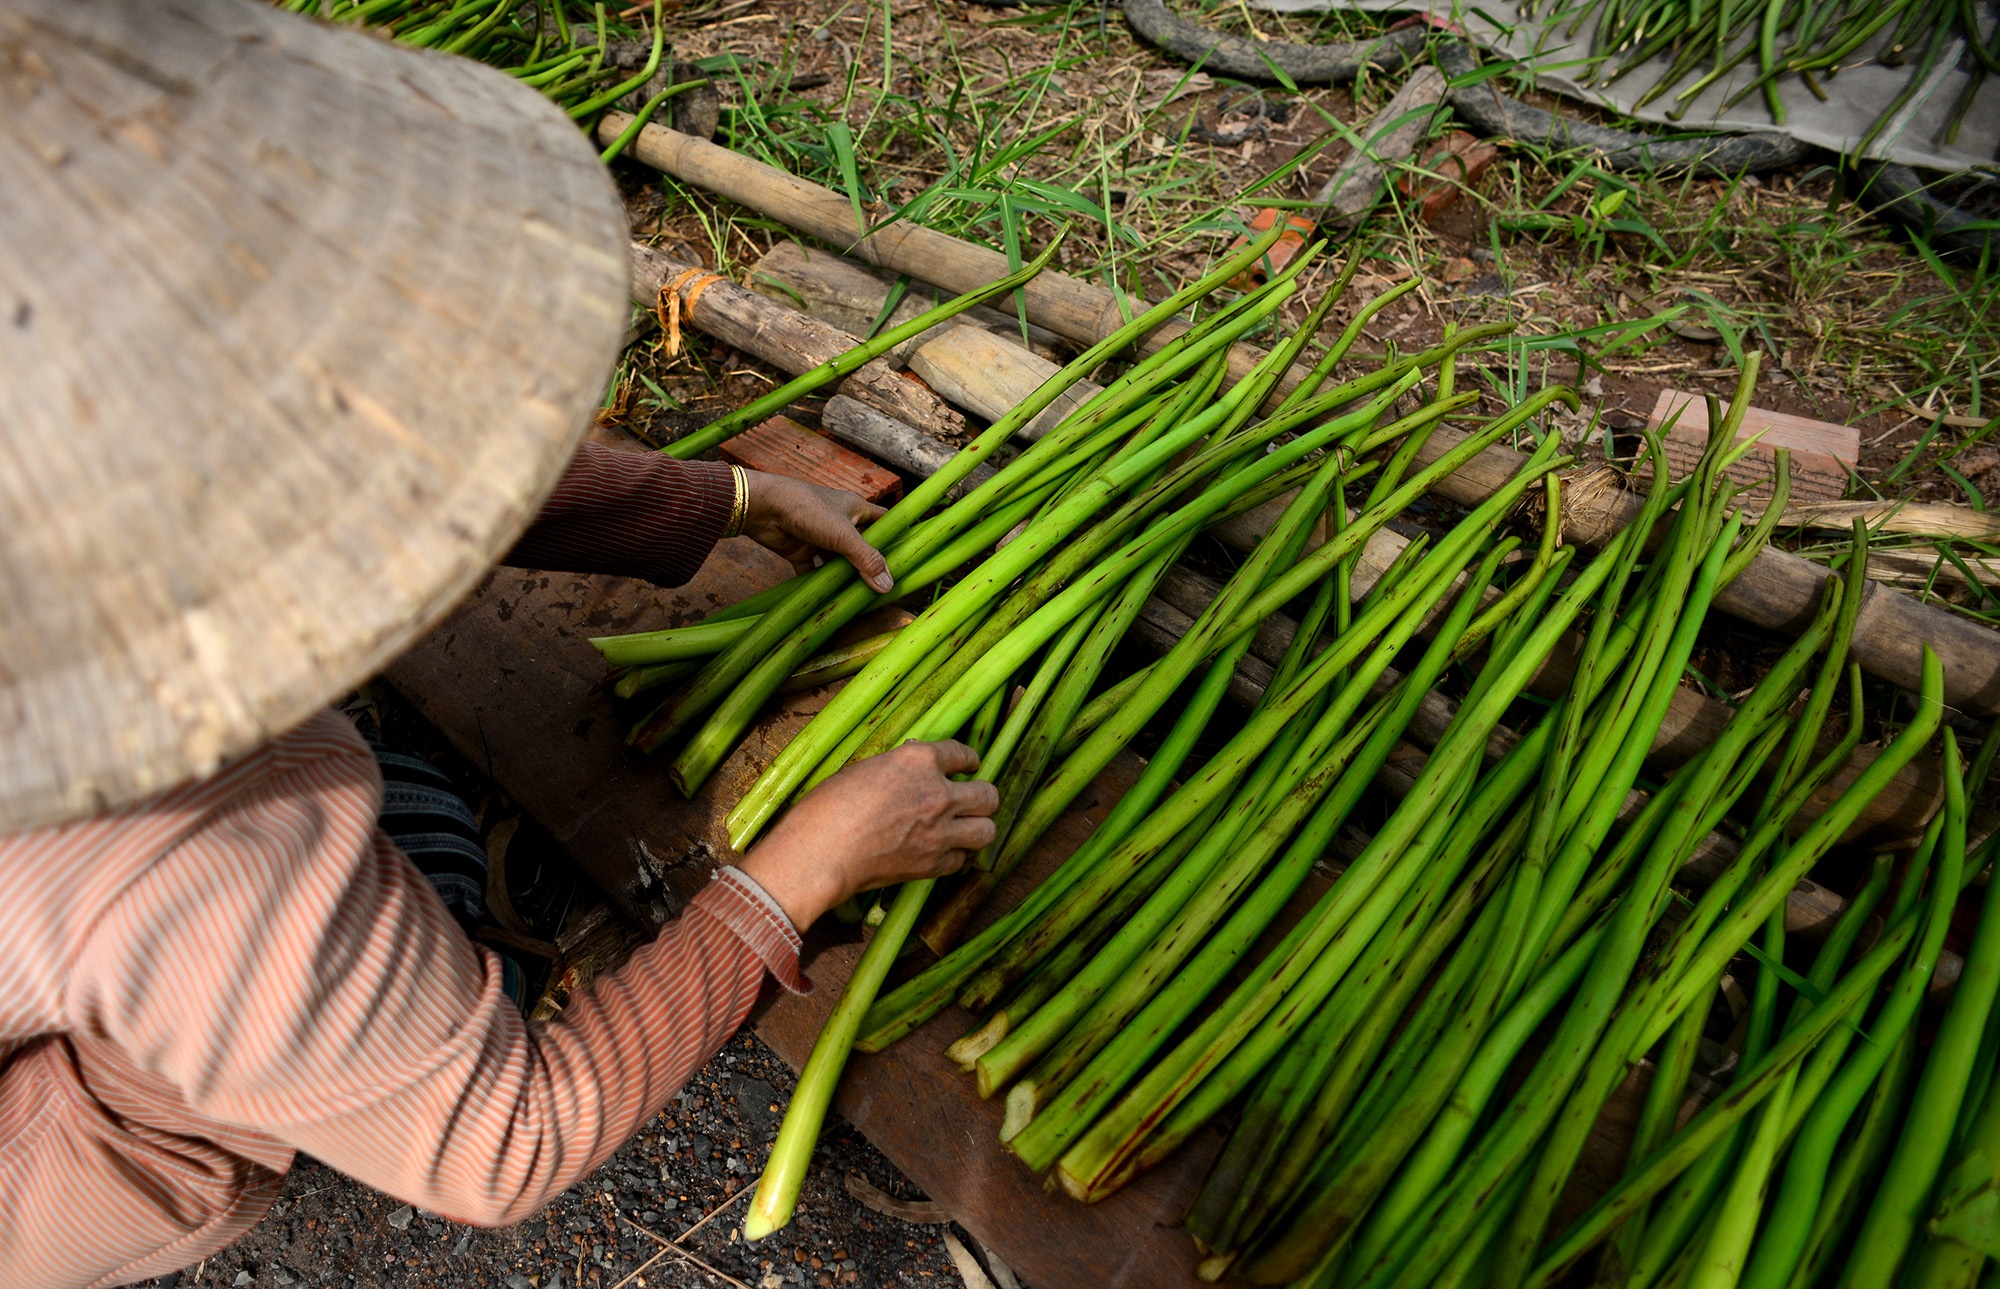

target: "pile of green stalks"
[274,0,693,161]
[1526,0,1999,144]
[1163,404,1984,1289]
[590,225,1994,1284]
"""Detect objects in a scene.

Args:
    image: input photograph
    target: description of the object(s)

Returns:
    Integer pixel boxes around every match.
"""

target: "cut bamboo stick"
[750,240,1067,365]
[821,395,995,498]
[908,328,1104,444]
[1774,501,2000,542]
[627,243,964,441]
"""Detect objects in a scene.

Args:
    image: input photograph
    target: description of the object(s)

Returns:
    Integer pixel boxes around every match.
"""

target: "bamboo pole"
[600,113,2000,716]
[627,243,964,440]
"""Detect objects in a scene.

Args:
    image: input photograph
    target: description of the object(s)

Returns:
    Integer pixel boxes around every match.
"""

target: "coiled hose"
[1123,0,1807,175]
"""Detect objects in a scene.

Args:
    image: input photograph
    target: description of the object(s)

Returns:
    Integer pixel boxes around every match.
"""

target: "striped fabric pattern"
[505,441,737,588]
[0,445,807,1288]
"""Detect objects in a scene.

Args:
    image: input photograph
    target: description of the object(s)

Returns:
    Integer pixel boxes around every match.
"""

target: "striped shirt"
[0,444,807,1289]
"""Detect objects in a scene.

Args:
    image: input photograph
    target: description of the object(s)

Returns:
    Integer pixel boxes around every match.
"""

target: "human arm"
[739,739,998,929]
[65,713,992,1225]
[506,441,891,591]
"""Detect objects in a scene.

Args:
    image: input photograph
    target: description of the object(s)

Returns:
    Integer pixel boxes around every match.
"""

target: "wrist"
[737,843,842,933]
[721,464,750,538]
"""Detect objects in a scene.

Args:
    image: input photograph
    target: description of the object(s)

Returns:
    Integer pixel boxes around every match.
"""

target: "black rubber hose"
[1123,0,1426,82]
[1851,161,2000,259]
[1120,0,1810,176]
[1433,39,1809,175]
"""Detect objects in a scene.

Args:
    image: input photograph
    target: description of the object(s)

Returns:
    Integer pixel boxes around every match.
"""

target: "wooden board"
[384,470,1218,1288]
[722,414,903,505]
[756,748,1221,1289]
[907,326,1103,443]
[1648,391,1858,505]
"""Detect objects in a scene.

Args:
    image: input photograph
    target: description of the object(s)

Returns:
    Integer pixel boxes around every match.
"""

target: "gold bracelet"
[723,464,750,538]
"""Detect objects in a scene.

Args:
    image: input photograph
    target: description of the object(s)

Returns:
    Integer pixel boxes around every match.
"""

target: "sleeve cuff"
[697,867,811,995]
[504,443,736,587]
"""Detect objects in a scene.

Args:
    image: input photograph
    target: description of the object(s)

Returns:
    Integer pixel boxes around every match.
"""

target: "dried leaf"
[842,1173,952,1224]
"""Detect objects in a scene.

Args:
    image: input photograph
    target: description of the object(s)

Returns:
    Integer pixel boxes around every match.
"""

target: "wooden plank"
[1647,391,1857,505]
[722,414,903,504]
[754,750,1220,1289]
[1310,66,1449,233]
[385,538,812,928]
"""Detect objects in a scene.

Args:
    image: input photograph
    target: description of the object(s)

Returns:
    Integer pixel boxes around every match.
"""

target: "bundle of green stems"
[1179,393,1988,1289]
[1523,0,1997,140]
[591,233,1989,1284]
[275,0,692,160]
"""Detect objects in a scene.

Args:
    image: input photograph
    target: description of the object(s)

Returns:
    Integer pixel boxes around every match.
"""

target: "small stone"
[386,1205,415,1231]
[691,1134,712,1160]
[453,1234,473,1255]
[641,1211,661,1225]
[233,1274,254,1287]
[505,1276,535,1289]
[763,1276,785,1289]
[727,1155,745,1174]
[1441,255,1478,283]
[273,1272,296,1286]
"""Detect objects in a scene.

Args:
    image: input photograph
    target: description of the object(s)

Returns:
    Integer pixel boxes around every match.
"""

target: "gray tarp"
[1254,0,1999,172]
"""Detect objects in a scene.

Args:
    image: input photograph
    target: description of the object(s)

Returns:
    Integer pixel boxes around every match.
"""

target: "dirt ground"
[137,1029,985,1289]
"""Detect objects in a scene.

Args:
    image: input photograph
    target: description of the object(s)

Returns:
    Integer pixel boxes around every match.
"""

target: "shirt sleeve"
[65,714,805,1227]
[504,441,736,587]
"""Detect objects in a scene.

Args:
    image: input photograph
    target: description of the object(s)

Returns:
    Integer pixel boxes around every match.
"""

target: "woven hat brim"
[0,0,630,829]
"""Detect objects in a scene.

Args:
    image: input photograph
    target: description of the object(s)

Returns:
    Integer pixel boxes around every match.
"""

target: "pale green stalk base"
[744,878,933,1240]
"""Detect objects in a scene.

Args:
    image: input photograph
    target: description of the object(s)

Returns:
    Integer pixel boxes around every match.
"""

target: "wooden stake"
[1310,66,1449,232]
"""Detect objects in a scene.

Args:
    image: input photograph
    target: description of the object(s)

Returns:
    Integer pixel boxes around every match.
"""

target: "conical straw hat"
[0,0,630,830]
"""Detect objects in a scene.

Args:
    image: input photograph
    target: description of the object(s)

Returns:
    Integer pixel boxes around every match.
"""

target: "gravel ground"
[136,1028,998,1289]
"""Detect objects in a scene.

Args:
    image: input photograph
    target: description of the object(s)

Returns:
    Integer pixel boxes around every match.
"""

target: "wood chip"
[842,1173,953,1224]
[941,1231,998,1289]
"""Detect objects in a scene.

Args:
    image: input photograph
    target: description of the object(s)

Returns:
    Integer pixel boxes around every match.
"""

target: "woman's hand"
[736,740,999,932]
[739,471,893,594]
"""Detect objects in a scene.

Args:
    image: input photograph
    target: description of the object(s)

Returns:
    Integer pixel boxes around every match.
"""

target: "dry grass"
[606,0,1999,613]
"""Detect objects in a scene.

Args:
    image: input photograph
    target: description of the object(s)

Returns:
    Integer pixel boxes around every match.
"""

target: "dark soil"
[138,1030,986,1289]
